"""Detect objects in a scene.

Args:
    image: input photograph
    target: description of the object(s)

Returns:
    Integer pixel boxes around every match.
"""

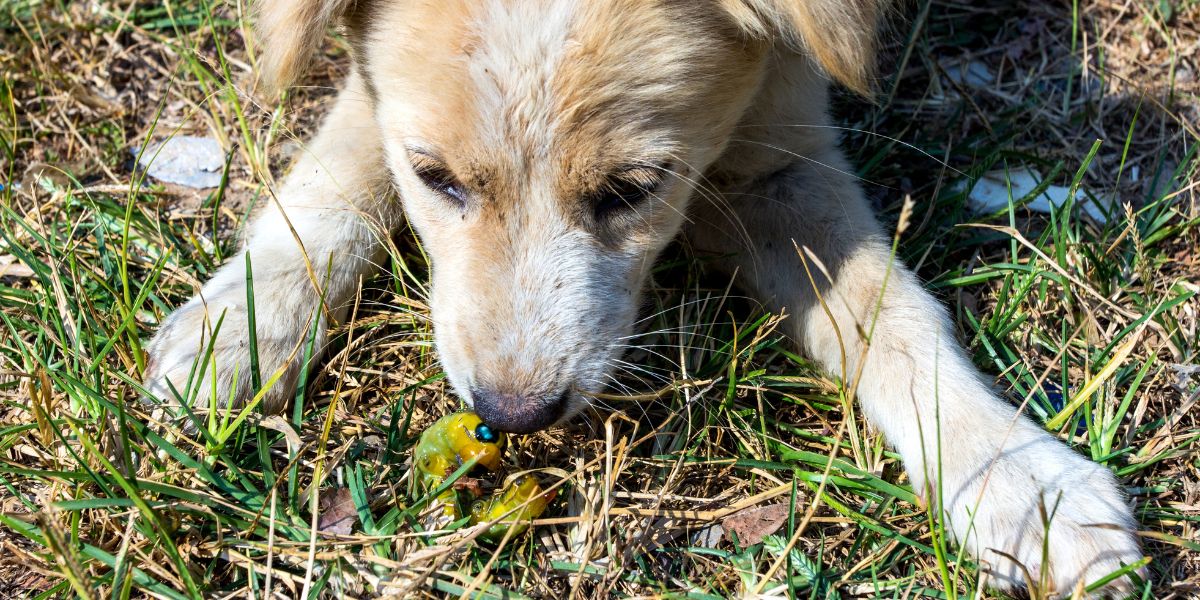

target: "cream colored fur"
[144,0,1142,596]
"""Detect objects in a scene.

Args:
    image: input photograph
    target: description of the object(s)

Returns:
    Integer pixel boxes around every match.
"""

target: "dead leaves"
[316,488,358,536]
[721,503,791,547]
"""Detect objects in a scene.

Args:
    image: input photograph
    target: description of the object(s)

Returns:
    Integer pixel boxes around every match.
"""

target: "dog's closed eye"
[592,163,671,220]
[409,151,468,206]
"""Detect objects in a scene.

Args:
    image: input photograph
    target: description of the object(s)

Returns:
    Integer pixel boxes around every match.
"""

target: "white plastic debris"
[962,167,1112,223]
[134,136,226,189]
[694,524,725,548]
[943,60,994,88]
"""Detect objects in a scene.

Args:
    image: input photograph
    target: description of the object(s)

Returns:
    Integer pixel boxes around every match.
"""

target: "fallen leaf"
[452,476,486,497]
[317,488,357,535]
[259,415,302,456]
[722,503,790,546]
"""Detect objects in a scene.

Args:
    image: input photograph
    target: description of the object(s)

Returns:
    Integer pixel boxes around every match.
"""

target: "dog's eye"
[593,164,668,219]
[414,165,468,205]
[409,152,468,206]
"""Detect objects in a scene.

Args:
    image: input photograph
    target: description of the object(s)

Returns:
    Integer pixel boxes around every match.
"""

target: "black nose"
[470,388,568,434]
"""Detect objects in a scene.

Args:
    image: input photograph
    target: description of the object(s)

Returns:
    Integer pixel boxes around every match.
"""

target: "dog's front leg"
[144,72,397,416]
[687,155,1141,596]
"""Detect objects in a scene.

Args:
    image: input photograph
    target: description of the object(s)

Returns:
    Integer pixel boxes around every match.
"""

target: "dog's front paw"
[144,293,255,418]
[143,267,314,420]
[943,435,1143,598]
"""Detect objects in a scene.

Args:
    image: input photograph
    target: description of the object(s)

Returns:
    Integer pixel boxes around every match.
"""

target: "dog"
[143,0,1143,595]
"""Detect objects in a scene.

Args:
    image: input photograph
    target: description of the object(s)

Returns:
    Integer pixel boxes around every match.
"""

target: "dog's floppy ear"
[721,0,886,95]
[255,0,355,93]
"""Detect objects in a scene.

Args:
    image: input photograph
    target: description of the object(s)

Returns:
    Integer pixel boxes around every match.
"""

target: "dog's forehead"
[462,3,705,136]
[369,0,754,176]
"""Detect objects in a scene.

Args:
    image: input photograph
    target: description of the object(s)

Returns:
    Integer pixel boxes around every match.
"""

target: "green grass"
[2,1,1198,598]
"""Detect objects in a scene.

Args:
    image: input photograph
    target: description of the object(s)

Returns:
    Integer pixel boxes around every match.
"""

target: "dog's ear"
[255,0,355,93]
[720,0,886,95]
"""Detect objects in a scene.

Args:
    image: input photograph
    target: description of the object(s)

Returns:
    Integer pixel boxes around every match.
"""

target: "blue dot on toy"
[475,423,497,443]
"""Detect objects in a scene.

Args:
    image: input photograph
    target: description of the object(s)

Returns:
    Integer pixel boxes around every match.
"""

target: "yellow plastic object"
[469,475,557,541]
[414,412,507,519]
[415,411,506,480]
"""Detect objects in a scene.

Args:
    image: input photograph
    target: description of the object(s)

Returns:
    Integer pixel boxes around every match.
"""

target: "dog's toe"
[943,440,1143,598]
[142,296,252,414]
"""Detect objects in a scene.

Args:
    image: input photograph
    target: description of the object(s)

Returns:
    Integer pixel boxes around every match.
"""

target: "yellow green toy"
[469,474,557,541]
[413,411,555,541]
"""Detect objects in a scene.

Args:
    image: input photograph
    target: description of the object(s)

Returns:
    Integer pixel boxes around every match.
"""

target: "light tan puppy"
[144,0,1142,595]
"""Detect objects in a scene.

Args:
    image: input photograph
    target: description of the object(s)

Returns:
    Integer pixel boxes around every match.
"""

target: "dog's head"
[258,0,882,432]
